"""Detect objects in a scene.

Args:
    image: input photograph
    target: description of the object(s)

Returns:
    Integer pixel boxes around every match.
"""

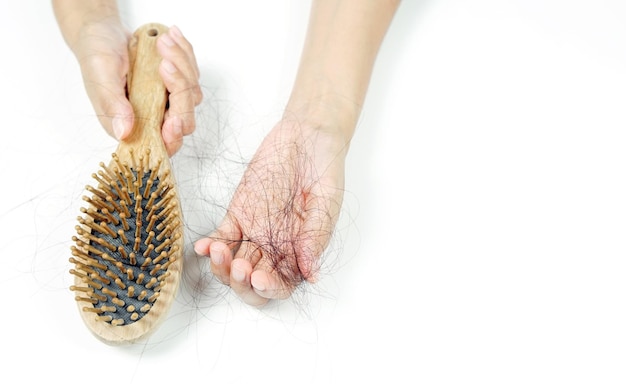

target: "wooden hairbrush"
[69,23,183,345]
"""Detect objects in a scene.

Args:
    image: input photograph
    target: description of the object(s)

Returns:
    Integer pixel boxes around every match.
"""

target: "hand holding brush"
[69,23,190,344]
[52,0,202,156]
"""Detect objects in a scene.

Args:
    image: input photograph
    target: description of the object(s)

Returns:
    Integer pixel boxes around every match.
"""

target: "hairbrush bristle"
[70,149,181,335]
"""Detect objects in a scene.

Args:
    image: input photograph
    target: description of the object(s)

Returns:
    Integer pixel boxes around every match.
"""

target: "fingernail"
[193,243,207,256]
[231,266,245,282]
[253,280,266,292]
[210,249,223,265]
[161,59,177,74]
[112,115,128,139]
[159,32,175,47]
[169,25,183,39]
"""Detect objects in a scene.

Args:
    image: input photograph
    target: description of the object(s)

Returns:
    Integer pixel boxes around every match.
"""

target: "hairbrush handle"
[121,23,169,162]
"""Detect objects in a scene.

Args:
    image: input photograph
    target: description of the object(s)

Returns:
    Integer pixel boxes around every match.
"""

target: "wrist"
[53,0,122,51]
[283,87,362,145]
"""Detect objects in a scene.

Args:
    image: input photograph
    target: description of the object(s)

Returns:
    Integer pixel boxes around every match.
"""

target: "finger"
[157,28,202,139]
[192,236,234,285]
[295,192,342,282]
[157,28,200,84]
[162,115,183,156]
[208,214,243,255]
[233,240,263,266]
[73,23,133,140]
[193,236,213,257]
[198,215,243,284]
[250,267,294,301]
[99,92,134,140]
[80,54,134,140]
[158,53,202,118]
[168,25,200,80]
[209,241,233,286]
[158,59,200,155]
[249,245,299,300]
[230,258,269,307]
[294,227,325,283]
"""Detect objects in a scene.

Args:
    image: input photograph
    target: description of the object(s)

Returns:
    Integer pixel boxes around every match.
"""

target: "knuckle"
[184,117,196,135]
[193,85,203,105]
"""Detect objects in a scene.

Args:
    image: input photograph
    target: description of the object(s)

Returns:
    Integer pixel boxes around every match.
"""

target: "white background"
[1,1,625,383]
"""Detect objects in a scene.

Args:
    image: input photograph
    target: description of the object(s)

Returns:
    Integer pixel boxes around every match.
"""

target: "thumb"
[193,214,242,257]
[108,102,134,140]
[87,84,133,140]
[78,52,134,140]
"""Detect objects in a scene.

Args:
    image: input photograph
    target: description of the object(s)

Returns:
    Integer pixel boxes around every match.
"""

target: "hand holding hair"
[194,0,400,305]
[194,118,349,306]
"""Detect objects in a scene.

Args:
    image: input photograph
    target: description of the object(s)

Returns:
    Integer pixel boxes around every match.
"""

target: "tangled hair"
[233,138,341,290]
[169,87,349,314]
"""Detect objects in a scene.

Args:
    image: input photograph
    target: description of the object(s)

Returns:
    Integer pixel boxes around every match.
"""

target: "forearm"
[52,0,121,51]
[286,0,400,138]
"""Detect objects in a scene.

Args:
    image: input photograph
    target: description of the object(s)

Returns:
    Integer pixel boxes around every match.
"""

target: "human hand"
[194,120,349,306]
[191,0,398,307]
[71,20,201,155]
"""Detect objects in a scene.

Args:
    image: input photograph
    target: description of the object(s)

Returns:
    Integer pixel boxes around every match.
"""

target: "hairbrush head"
[70,150,182,343]
[69,23,184,345]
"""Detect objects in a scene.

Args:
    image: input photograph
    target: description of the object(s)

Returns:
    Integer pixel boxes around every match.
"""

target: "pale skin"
[52,0,202,155]
[53,0,400,306]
